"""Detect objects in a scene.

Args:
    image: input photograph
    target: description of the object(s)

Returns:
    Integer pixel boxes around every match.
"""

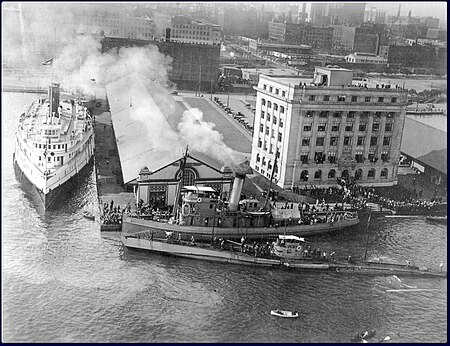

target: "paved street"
[183,96,252,154]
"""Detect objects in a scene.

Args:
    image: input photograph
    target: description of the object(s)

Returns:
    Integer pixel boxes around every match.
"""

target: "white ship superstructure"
[13,83,95,208]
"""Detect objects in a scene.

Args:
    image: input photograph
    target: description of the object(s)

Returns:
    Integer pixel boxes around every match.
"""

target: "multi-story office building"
[268,22,334,50]
[250,67,408,189]
[170,15,222,45]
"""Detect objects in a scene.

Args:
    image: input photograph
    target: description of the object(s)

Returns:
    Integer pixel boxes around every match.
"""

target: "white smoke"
[178,108,246,166]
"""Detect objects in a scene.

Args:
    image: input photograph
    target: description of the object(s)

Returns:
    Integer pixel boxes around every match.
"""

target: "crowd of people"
[101,199,131,225]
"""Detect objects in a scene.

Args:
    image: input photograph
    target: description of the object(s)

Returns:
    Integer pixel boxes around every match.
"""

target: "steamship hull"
[13,83,95,210]
[122,215,360,241]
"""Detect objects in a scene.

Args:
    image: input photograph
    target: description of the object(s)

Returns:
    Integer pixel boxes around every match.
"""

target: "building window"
[280,119,284,127]
[345,123,353,131]
[280,106,285,113]
[365,96,371,102]
[263,84,267,90]
[267,114,271,122]
[385,123,392,132]
[380,168,388,178]
[261,111,265,119]
[351,95,358,102]
[331,124,340,132]
[357,136,365,146]
[328,153,337,164]
[319,111,328,118]
[330,137,338,146]
[256,153,260,162]
[383,137,390,146]
[333,111,341,118]
[315,152,325,164]
[367,169,376,178]
[259,124,264,132]
[343,137,352,146]
[359,123,366,131]
[278,132,282,142]
[282,91,286,97]
[355,168,363,180]
[261,99,266,106]
[316,137,325,146]
[328,169,336,179]
[318,124,326,132]
[341,169,349,179]
[303,125,312,132]
[347,111,355,118]
[267,101,272,108]
[372,123,380,131]
[265,127,269,135]
[323,95,330,101]
[370,137,378,146]
[300,169,309,181]
[391,97,397,103]
[273,116,277,125]
[387,112,395,118]
[337,95,346,102]
[378,97,384,103]
[300,153,309,164]
[308,95,316,101]
[179,168,196,186]
[305,110,314,117]
[274,103,278,111]
[381,152,389,162]
[314,170,322,180]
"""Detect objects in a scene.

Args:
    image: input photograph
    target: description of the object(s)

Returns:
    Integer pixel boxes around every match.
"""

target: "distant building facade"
[268,22,334,50]
[101,37,220,90]
[345,53,387,64]
[380,44,447,69]
[250,67,408,189]
[170,15,222,45]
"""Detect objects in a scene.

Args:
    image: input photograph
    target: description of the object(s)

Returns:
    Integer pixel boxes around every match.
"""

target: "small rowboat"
[83,211,95,221]
[351,329,376,342]
[270,309,299,318]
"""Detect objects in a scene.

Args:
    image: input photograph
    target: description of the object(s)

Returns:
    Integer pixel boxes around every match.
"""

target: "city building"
[364,6,386,24]
[379,44,447,70]
[268,22,334,50]
[427,29,447,41]
[217,5,271,39]
[170,15,222,45]
[331,25,356,50]
[250,66,408,189]
[310,3,332,26]
[345,53,387,64]
[101,36,220,91]
[241,68,300,85]
[248,39,312,55]
[311,3,365,26]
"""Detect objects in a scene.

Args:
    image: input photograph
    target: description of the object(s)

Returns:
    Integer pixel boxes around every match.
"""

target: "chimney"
[165,28,171,42]
[49,83,60,119]
[228,160,253,211]
[375,33,381,55]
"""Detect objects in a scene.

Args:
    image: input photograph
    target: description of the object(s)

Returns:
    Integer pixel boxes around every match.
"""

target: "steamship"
[13,83,95,209]
[122,156,360,240]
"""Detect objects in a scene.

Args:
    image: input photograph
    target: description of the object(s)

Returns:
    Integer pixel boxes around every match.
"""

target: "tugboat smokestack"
[229,173,245,211]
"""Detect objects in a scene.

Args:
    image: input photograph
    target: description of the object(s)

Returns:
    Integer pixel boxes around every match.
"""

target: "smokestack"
[165,28,171,42]
[228,160,253,212]
[375,33,381,55]
[229,173,245,211]
[49,83,60,119]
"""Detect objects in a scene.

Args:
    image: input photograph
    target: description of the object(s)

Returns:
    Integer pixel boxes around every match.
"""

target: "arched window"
[355,169,363,180]
[380,168,388,179]
[341,169,349,179]
[314,170,322,180]
[267,101,272,108]
[328,169,336,179]
[177,168,196,186]
[280,106,285,113]
[261,98,266,106]
[256,153,260,162]
[300,170,309,182]
[274,103,278,111]
[368,168,376,179]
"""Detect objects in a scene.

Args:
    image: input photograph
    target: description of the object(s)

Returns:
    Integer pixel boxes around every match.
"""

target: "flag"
[41,58,53,66]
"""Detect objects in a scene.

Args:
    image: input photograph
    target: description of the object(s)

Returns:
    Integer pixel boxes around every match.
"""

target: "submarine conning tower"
[228,160,253,212]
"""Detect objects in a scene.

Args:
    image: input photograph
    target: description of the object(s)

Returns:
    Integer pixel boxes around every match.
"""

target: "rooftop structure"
[170,15,222,45]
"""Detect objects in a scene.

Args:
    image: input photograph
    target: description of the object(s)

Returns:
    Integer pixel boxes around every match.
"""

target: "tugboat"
[13,83,95,209]
[122,151,360,240]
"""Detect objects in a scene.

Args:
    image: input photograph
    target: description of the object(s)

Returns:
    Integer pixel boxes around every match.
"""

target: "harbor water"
[2,92,447,343]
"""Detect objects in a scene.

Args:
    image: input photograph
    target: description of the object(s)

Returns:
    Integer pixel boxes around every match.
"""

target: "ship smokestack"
[49,83,60,119]
[165,28,171,42]
[228,160,253,212]
[229,173,245,211]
